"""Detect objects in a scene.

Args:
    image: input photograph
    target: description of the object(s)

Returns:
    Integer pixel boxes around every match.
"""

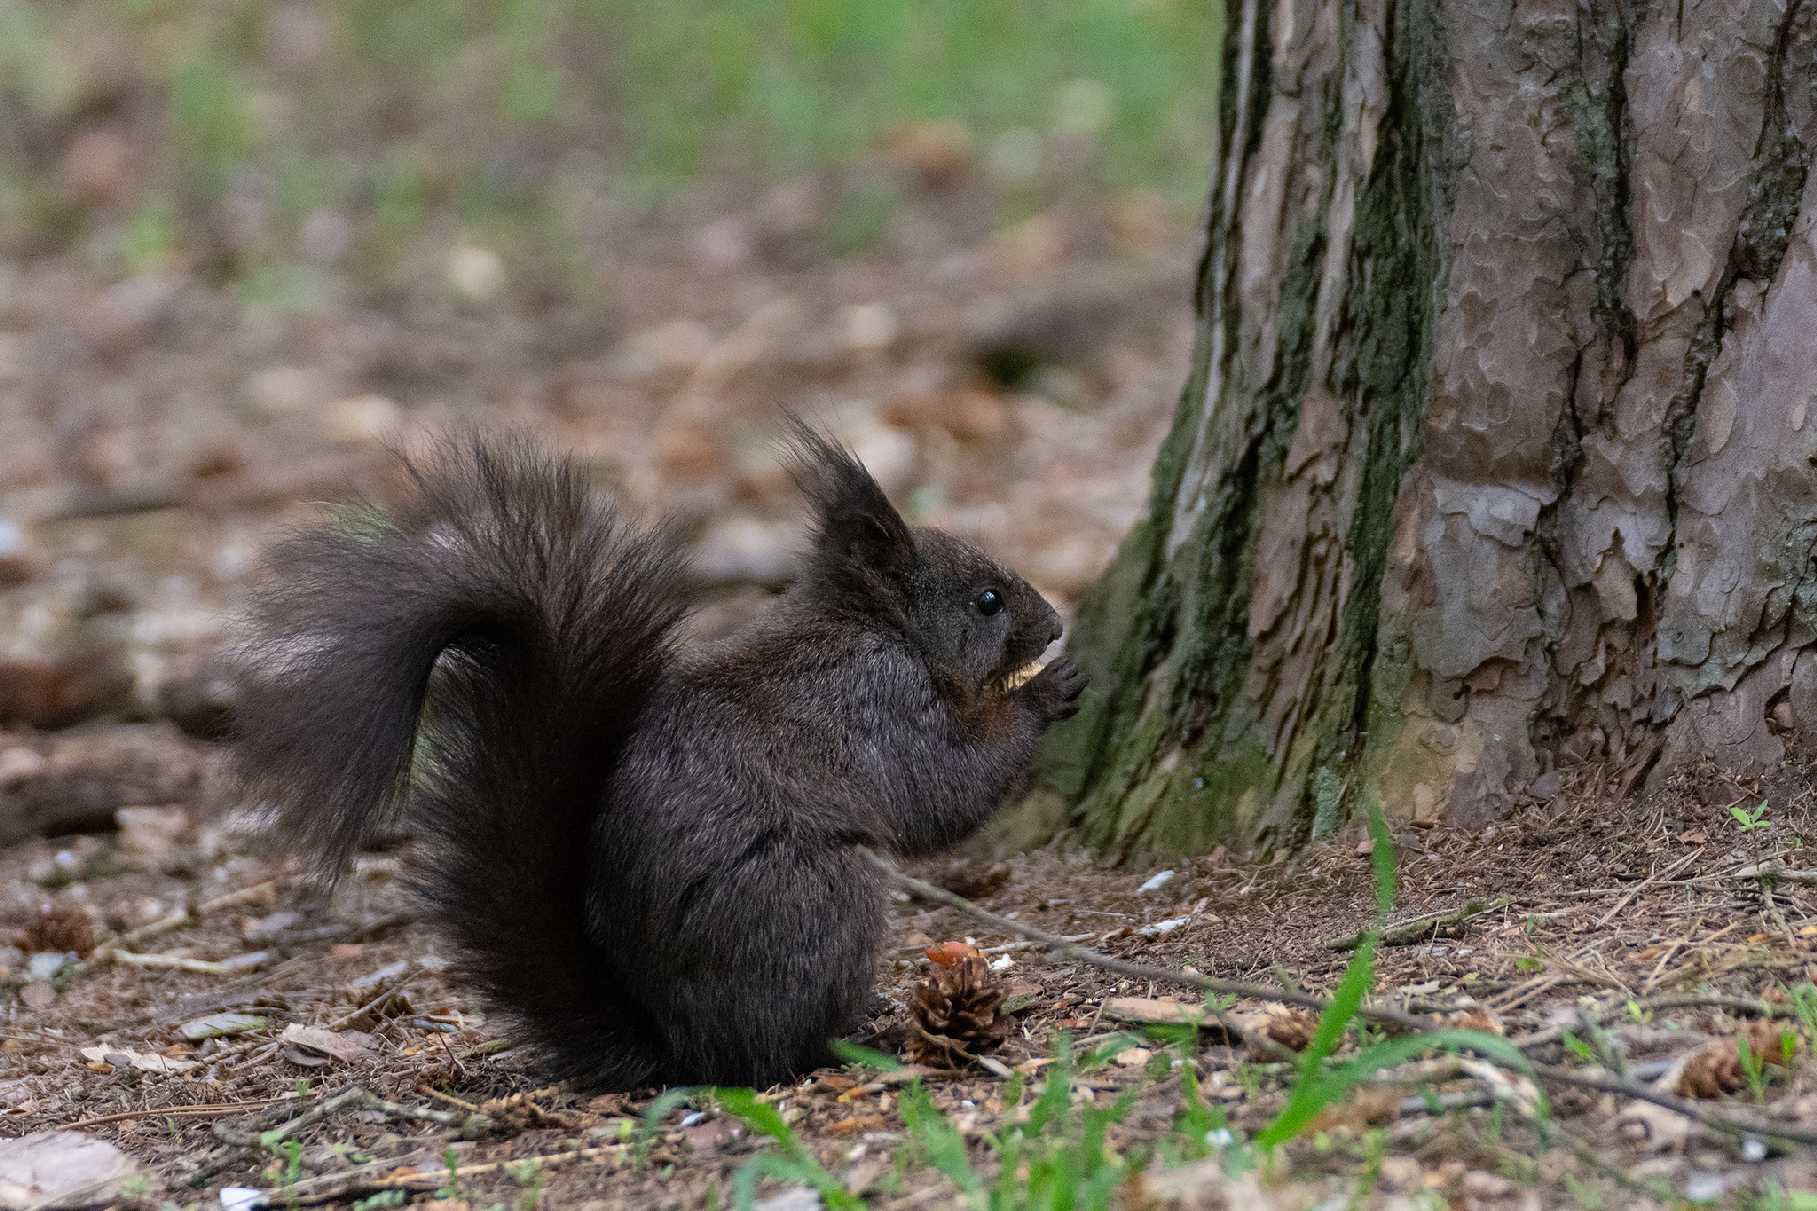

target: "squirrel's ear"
[784,420,914,578]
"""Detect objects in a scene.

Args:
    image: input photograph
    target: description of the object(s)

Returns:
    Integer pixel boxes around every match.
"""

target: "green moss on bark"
[1010,0,1443,857]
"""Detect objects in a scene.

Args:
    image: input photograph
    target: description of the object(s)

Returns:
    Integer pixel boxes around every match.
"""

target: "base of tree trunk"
[1018,0,1817,856]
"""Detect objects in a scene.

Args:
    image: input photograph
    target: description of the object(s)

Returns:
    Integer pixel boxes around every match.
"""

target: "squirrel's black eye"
[974,589,1004,616]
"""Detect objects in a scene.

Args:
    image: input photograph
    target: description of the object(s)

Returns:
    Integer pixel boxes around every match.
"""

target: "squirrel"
[229,424,1085,1090]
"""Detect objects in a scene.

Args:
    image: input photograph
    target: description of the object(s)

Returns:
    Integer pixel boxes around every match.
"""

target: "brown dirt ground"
[3,747,1816,1208]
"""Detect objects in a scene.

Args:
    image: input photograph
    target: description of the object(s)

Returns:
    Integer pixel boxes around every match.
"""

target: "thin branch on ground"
[92,880,279,961]
[1323,897,1511,951]
[277,1140,631,1205]
[185,1085,494,1189]
[103,950,266,975]
[209,1085,373,1149]
[1731,861,1817,884]
[1592,849,1706,929]
[1510,991,1798,1049]
[875,851,1434,1033]
[69,1095,299,1129]
[871,851,1817,1148]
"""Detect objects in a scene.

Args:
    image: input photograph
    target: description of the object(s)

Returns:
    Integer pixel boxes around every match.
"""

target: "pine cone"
[907,954,1010,1067]
[1677,1021,1799,1098]
[23,903,97,957]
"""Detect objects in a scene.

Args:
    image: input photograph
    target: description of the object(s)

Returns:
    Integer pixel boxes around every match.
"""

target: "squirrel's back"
[231,425,1082,1089]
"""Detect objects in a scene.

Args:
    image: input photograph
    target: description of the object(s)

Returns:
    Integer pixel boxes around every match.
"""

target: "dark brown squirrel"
[229,423,1085,1089]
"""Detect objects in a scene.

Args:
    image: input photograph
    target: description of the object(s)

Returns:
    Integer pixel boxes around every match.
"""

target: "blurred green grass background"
[1,0,1217,305]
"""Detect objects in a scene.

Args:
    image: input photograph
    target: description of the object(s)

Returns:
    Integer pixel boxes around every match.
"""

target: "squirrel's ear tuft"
[783,418,914,579]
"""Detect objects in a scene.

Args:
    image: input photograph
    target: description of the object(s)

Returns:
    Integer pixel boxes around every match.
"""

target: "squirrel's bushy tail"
[231,435,688,1086]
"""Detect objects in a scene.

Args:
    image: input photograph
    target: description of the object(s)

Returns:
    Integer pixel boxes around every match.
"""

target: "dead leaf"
[178,1012,269,1041]
[1101,997,1202,1026]
[1000,979,1042,1015]
[681,1116,745,1154]
[1254,1005,1319,1050]
[77,1046,199,1074]
[1433,1007,1505,1036]
[277,1023,379,1068]
[828,1114,885,1136]
[1114,1046,1155,1068]
[1308,1084,1401,1132]
[1616,1098,1694,1153]
[0,1130,139,1210]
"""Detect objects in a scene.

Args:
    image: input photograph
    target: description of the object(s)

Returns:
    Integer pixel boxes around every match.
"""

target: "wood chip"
[0,1131,140,1210]
[276,1024,379,1068]
[1101,997,1203,1025]
[78,1046,200,1074]
[178,1013,270,1041]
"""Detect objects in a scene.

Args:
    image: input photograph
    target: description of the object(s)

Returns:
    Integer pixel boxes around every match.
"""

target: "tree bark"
[1021,0,1817,855]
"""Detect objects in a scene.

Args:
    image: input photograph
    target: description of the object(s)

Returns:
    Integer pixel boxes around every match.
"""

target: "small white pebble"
[679,1111,707,1128]
[220,1189,267,1211]
[1138,916,1189,937]
[989,955,1015,972]
[1741,1137,1767,1163]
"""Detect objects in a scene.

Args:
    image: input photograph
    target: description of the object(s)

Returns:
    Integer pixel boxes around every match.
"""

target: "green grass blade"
[899,1082,986,1206]
[634,1087,699,1167]
[1366,797,1397,919]
[731,1153,824,1211]
[713,1088,860,1209]
[1259,806,1398,1150]
[1256,935,1376,1148]
[829,1038,906,1072]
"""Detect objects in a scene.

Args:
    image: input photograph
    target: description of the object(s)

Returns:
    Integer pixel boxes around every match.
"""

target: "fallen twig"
[1509,992,1797,1049]
[1324,897,1511,951]
[187,1085,494,1189]
[1731,861,1817,885]
[104,950,270,975]
[875,853,1433,1034]
[209,1085,372,1149]
[183,1087,372,1188]
[872,851,1817,1149]
[92,881,280,961]
[1592,849,1705,930]
[278,1140,630,1205]
[1529,1062,1817,1146]
[69,1095,299,1129]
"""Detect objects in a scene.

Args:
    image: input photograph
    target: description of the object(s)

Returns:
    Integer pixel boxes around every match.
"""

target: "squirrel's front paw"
[1023,656,1086,722]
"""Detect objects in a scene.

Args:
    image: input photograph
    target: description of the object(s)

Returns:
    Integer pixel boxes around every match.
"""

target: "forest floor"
[2,742,1816,1210]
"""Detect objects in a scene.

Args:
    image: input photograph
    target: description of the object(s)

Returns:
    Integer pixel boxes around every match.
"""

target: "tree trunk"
[1022,0,1817,855]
